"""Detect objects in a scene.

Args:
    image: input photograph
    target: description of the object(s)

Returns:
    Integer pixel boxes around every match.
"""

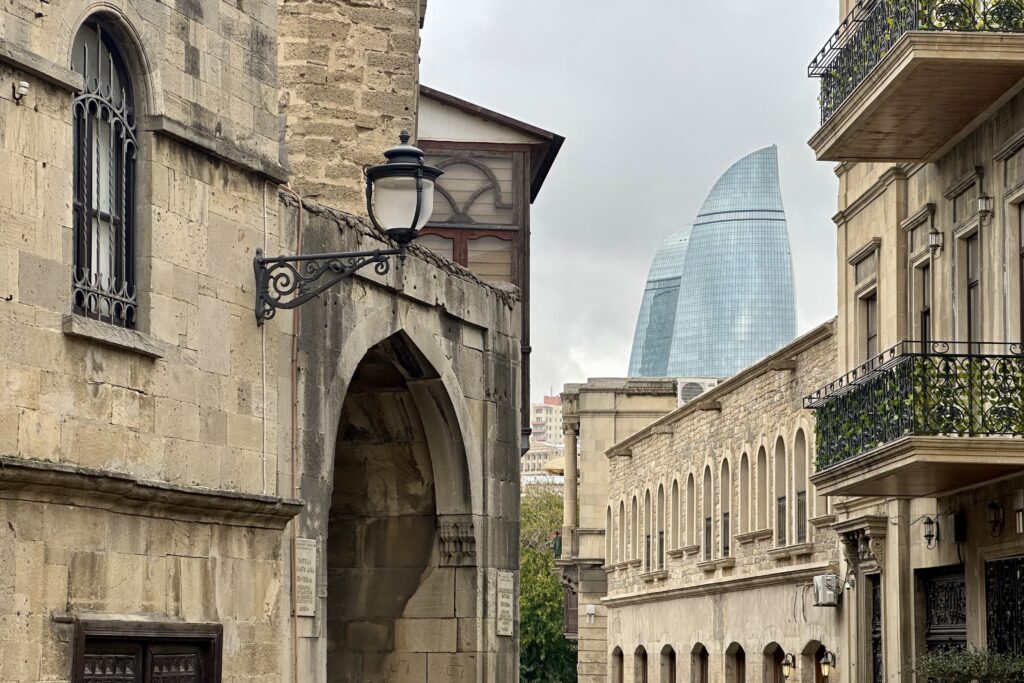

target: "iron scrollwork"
[809,0,1024,123]
[253,247,402,325]
[807,340,1024,471]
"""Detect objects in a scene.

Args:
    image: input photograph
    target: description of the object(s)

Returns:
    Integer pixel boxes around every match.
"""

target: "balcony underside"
[810,33,1024,162]
[810,436,1024,497]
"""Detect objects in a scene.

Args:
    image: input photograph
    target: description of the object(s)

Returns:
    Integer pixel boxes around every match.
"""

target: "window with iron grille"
[71,19,138,328]
[703,516,712,561]
[74,621,222,683]
[776,496,787,546]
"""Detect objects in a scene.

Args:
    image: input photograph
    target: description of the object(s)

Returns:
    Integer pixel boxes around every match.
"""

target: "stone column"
[562,424,578,559]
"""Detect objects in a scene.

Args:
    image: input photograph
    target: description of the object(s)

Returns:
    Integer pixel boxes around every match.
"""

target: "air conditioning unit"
[812,574,842,607]
[676,378,721,406]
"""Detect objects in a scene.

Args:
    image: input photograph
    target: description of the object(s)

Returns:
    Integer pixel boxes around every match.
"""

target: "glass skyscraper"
[628,145,797,378]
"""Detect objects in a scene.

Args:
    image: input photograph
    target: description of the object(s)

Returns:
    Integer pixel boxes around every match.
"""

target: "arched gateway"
[326,332,474,676]
[284,199,521,682]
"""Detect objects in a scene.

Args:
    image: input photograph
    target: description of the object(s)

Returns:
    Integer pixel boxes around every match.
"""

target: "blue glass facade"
[628,225,692,376]
[628,146,797,378]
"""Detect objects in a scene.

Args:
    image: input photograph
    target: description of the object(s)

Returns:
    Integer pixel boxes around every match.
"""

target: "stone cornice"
[833,166,908,225]
[0,457,303,530]
[604,561,834,607]
[606,319,836,457]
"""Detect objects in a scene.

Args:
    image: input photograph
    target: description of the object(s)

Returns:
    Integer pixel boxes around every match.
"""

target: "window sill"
[810,514,837,529]
[627,559,641,568]
[639,569,668,583]
[735,529,773,545]
[62,314,170,359]
[680,543,701,557]
[666,548,686,559]
[767,546,793,560]
[696,557,735,573]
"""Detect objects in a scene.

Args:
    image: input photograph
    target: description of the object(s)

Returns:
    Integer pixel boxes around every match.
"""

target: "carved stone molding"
[438,515,476,567]
[834,515,888,573]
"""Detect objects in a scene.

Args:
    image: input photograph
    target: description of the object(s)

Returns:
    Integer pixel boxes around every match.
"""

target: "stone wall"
[278,0,421,211]
[604,322,841,679]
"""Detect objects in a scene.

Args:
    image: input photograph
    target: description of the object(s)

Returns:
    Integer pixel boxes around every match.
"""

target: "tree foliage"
[914,648,1024,682]
[519,485,577,683]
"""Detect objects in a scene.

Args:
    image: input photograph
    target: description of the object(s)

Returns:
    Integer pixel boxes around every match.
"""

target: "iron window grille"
[796,491,807,544]
[703,517,712,561]
[721,511,730,557]
[644,533,652,570]
[657,530,665,569]
[72,20,138,328]
[777,496,787,546]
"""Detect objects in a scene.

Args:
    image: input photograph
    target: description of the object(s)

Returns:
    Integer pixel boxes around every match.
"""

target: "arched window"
[726,643,746,683]
[657,484,666,568]
[661,645,677,683]
[794,430,808,544]
[702,467,713,561]
[611,647,624,683]
[606,506,613,562]
[618,500,625,563]
[774,437,788,547]
[635,646,649,683]
[721,459,731,557]
[72,18,139,328]
[756,447,768,529]
[801,641,827,683]
[691,644,709,683]
[686,474,695,546]
[671,479,680,549]
[631,496,639,561]
[739,453,750,534]
[763,642,785,683]
[644,490,652,569]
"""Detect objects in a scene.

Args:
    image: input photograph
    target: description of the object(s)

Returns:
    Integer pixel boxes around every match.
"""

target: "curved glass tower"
[628,145,797,378]
[628,225,692,376]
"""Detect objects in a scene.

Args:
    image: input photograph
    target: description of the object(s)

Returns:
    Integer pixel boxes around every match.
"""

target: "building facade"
[604,322,840,683]
[628,146,798,380]
[530,395,564,446]
[805,1,1024,680]
[0,0,547,680]
[556,378,680,683]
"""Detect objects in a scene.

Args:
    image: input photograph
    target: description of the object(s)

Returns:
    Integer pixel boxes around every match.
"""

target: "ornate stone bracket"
[834,515,888,573]
[438,515,477,567]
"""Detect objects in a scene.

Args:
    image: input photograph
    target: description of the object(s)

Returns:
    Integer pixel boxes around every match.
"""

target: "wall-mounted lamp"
[782,652,797,679]
[12,81,28,104]
[928,228,944,255]
[978,194,995,225]
[820,650,837,679]
[988,501,1005,537]
[253,131,442,325]
[1014,490,1024,535]
[923,516,938,549]
[843,570,856,592]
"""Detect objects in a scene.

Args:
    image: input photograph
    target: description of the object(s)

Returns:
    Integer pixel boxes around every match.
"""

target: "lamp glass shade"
[782,662,792,678]
[821,661,831,677]
[371,176,435,232]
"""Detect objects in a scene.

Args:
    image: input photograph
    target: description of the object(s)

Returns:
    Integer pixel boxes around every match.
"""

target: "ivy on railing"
[810,0,1024,123]
[808,341,1024,470]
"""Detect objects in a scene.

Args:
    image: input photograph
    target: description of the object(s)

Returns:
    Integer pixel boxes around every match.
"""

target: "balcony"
[806,341,1024,497]
[808,0,1024,162]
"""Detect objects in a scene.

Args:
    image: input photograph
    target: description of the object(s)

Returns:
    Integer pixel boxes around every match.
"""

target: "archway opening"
[326,333,470,678]
[726,642,746,683]
[763,642,786,683]
[661,644,677,683]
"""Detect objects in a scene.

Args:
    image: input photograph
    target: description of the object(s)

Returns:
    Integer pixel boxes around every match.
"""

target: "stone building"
[557,378,680,682]
[0,0,553,680]
[804,1,1024,680]
[603,322,840,683]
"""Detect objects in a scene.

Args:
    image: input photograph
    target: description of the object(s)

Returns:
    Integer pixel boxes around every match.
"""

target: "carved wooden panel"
[83,652,141,682]
[425,153,516,226]
[921,567,966,652]
[150,652,200,682]
[466,236,512,283]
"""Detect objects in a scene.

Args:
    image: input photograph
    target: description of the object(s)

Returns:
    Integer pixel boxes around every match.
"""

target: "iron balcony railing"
[806,340,1024,471]
[809,0,1024,123]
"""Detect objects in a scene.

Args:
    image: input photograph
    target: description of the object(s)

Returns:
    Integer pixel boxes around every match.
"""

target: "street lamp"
[782,652,796,679]
[253,131,443,325]
[820,650,836,678]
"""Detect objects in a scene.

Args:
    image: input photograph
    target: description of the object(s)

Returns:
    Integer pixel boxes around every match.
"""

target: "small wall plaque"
[496,570,514,637]
[295,538,318,617]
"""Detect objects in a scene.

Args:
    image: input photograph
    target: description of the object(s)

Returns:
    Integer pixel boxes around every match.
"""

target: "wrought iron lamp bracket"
[253,246,404,325]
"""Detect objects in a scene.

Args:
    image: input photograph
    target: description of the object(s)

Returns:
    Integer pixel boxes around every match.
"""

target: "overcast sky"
[421,1,842,401]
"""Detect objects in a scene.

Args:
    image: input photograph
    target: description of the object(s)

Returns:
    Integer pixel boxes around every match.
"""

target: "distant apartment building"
[629,146,797,379]
[530,395,564,446]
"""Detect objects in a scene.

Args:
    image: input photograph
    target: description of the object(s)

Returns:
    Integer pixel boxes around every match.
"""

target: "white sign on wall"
[496,570,515,637]
[295,538,318,617]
